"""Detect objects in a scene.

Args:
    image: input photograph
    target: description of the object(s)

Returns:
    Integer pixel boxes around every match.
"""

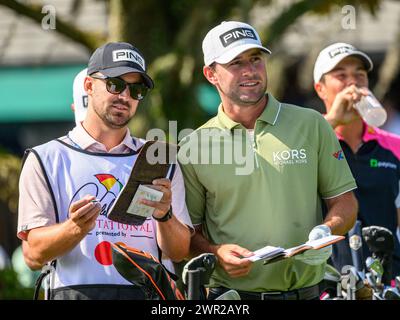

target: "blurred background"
[0,0,399,298]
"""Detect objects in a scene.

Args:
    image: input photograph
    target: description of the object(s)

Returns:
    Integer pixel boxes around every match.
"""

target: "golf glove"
[294,224,332,266]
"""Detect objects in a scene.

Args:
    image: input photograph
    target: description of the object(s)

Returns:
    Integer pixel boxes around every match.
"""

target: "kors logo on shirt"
[272,148,307,165]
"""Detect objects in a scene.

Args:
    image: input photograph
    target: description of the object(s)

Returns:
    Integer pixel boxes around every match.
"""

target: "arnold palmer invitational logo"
[70,173,123,218]
[69,174,154,266]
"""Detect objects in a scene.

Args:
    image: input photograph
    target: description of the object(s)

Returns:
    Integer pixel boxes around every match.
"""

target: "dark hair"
[208,62,216,70]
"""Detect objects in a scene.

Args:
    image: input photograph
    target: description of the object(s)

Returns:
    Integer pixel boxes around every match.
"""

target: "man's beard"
[94,99,133,129]
[224,80,267,106]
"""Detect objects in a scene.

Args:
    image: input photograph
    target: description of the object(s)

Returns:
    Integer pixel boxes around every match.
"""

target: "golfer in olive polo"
[178,21,358,300]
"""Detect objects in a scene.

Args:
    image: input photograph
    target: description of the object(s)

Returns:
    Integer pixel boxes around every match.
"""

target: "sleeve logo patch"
[333,150,344,160]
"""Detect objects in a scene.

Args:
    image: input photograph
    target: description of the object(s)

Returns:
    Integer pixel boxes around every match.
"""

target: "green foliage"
[0,0,384,135]
[0,153,21,214]
[310,0,381,15]
[0,268,35,300]
[115,0,383,134]
[264,0,381,46]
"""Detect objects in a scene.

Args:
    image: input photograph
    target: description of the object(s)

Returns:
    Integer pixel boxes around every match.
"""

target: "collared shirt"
[330,124,400,276]
[178,93,357,292]
[18,122,192,240]
[66,121,139,153]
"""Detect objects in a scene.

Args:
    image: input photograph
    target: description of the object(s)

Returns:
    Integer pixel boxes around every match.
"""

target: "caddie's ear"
[203,65,218,85]
[84,76,94,94]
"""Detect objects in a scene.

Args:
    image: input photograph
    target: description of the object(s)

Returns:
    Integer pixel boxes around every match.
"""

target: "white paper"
[247,246,284,262]
[126,184,163,217]
[246,235,343,262]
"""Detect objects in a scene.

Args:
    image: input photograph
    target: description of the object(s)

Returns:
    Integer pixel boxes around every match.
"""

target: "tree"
[0,0,385,135]
[0,0,388,219]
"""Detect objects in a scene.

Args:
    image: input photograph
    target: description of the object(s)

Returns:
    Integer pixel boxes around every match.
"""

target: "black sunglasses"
[91,74,149,101]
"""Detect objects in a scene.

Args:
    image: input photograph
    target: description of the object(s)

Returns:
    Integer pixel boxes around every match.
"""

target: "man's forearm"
[156,216,191,262]
[324,191,358,235]
[324,114,339,129]
[26,220,87,266]
[22,241,44,270]
[189,225,218,258]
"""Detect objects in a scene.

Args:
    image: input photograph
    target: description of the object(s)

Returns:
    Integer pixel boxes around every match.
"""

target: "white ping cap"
[313,42,373,83]
[202,21,271,66]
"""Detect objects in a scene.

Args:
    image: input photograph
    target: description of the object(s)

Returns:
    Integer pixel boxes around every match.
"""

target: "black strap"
[211,284,321,300]
[33,262,55,300]
[21,149,32,168]
[166,163,177,180]
[50,284,145,300]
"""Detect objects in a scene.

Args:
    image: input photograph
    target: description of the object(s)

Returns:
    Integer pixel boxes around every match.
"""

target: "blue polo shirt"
[328,124,400,278]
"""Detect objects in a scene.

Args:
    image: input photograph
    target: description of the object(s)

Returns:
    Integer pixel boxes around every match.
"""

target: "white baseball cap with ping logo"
[313,42,373,83]
[202,21,271,66]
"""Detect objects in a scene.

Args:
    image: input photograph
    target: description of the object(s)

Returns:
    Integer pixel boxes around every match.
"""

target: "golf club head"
[111,243,184,300]
[362,226,394,255]
[341,265,363,291]
[383,287,400,300]
[366,257,383,282]
[182,253,216,286]
[214,289,241,300]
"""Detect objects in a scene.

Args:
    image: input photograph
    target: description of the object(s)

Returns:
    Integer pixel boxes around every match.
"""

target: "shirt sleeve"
[316,115,357,199]
[177,142,206,226]
[17,152,56,240]
[170,163,194,233]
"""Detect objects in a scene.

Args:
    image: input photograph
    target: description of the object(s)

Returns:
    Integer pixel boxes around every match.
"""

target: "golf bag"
[111,242,184,300]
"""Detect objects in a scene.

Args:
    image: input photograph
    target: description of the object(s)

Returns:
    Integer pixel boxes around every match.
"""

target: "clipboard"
[107,140,179,225]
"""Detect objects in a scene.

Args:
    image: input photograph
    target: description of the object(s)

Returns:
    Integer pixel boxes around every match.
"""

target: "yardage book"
[246,235,345,265]
[107,140,178,225]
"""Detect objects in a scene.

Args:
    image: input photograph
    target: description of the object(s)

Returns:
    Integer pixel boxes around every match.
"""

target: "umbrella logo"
[94,174,123,199]
[69,173,124,218]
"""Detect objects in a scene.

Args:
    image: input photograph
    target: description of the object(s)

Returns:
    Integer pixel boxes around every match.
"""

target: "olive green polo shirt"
[178,93,356,292]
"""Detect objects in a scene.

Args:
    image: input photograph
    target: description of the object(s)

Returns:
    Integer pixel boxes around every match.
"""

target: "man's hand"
[325,85,369,128]
[69,195,101,235]
[214,244,254,278]
[140,178,172,219]
[294,225,332,266]
[26,194,101,266]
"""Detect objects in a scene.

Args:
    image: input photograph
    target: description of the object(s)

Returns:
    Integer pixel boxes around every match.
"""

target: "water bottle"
[354,90,387,127]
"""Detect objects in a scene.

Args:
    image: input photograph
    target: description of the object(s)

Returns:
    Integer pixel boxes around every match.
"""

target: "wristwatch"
[153,209,173,222]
